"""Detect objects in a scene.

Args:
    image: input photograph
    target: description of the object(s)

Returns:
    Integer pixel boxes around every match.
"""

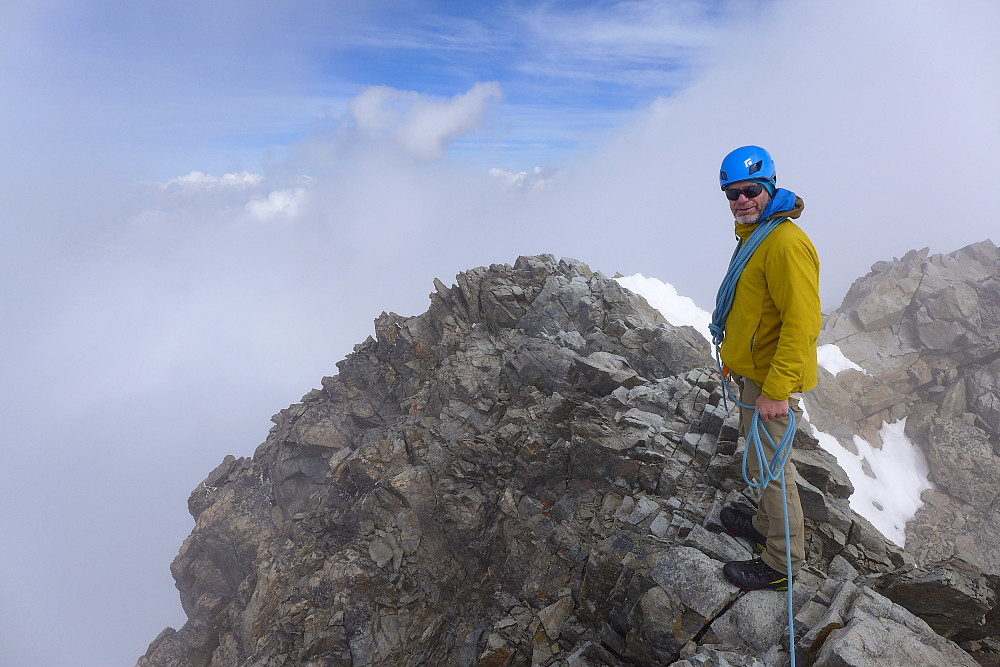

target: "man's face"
[725,180,771,224]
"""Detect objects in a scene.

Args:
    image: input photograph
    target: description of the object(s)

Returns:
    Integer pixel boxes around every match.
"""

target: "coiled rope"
[716,362,797,666]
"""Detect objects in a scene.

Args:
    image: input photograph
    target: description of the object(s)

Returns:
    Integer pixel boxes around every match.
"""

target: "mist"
[1,1,998,665]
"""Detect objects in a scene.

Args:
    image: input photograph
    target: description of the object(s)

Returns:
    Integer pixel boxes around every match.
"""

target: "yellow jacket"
[719,197,821,400]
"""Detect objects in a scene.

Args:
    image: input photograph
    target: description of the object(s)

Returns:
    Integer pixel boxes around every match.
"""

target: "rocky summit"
[139,252,997,667]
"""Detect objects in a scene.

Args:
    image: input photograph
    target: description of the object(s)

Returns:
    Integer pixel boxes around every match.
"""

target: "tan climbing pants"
[736,376,805,575]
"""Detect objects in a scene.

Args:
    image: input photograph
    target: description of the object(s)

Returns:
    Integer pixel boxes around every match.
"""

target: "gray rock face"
[871,562,997,640]
[139,255,983,667]
[815,240,1000,449]
[811,586,980,667]
[806,239,1000,665]
[925,418,1000,507]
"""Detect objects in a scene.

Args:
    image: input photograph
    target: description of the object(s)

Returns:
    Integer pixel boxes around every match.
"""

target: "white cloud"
[488,166,554,190]
[348,82,503,160]
[162,170,263,191]
[529,0,720,49]
[510,0,1000,312]
[244,188,307,222]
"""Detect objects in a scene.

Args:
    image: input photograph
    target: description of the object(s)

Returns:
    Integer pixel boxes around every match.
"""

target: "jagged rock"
[871,562,997,640]
[813,240,1000,446]
[811,586,980,666]
[538,596,575,640]
[649,546,739,621]
[791,446,854,499]
[573,351,646,394]
[907,490,1000,577]
[684,524,751,563]
[138,254,986,667]
[798,476,853,536]
[669,646,778,666]
[705,591,788,654]
[806,239,1000,665]
[926,417,1000,506]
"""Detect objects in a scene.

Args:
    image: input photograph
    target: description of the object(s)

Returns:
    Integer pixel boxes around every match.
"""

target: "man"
[712,145,821,591]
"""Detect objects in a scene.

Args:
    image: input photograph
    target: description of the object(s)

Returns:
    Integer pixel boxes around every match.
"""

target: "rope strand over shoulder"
[709,187,799,340]
[709,217,793,348]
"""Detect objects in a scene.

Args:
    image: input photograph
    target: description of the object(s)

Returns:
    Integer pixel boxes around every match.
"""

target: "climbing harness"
[709,197,799,665]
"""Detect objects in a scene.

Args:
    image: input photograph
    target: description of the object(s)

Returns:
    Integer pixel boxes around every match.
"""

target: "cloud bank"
[1,2,998,666]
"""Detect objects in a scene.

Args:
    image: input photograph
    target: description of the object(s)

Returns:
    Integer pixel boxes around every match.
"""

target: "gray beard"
[736,211,762,224]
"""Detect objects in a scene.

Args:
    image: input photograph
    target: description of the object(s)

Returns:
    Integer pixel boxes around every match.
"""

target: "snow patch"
[804,410,932,546]
[817,343,868,375]
[615,273,712,343]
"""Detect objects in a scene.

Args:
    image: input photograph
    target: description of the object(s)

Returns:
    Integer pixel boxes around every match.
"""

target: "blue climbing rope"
[714,354,798,666]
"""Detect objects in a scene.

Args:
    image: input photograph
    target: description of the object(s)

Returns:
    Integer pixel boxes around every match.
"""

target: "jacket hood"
[735,190,804,240]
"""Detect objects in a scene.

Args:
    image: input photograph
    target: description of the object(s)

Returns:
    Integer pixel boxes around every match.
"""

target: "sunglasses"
[724,183,764,201]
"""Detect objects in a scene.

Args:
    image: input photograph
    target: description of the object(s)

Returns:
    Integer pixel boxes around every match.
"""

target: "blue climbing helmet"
[720,145,776,190]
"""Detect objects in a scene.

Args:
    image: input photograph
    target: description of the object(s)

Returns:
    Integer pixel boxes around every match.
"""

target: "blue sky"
[2,1,999,665]
[4,0,734,177]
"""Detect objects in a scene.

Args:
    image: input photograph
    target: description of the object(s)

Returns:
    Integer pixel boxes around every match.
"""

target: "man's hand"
[755,395,788,422]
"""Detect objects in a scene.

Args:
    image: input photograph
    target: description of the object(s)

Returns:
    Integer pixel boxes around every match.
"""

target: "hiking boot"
[720,506,766,554]
[723,558,792,591]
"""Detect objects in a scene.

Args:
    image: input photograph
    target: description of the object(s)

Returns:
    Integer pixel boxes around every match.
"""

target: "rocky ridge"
[809,239,1000,663]
[138,254,992,666]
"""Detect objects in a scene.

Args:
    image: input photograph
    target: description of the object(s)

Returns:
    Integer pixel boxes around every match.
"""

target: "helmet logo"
[744,158,754,168]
